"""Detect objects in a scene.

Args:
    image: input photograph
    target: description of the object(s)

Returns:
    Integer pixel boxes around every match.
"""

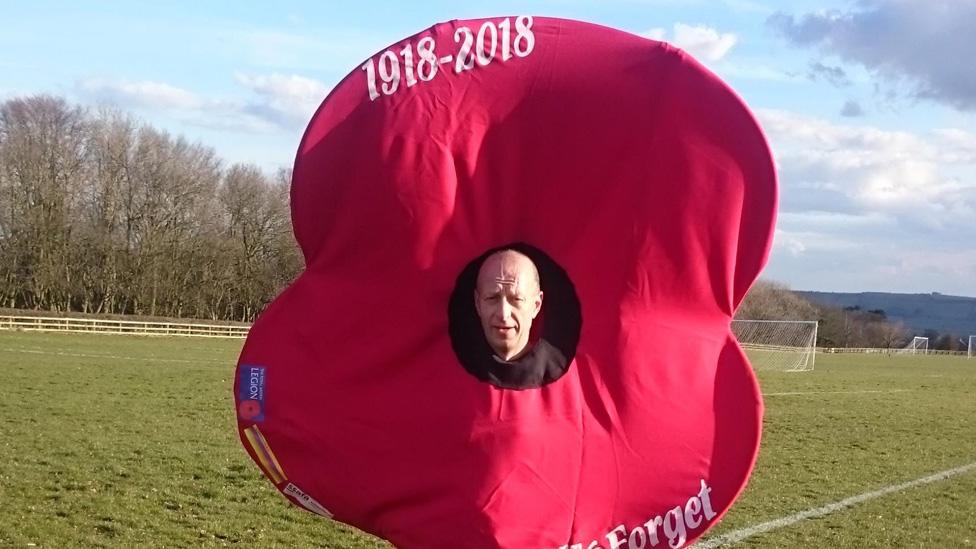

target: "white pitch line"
[0,346,228,365]
[695,461,976,548]
[764,389,911,396]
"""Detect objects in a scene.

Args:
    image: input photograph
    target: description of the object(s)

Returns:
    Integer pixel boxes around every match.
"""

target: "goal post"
[731,319,818,372]
[899,336,929,355]
[969,335,975,359]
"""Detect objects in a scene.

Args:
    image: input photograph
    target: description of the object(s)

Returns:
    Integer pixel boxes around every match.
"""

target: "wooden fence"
[820,347,968,357]
[0,315,970,355]
[0,315,249,339]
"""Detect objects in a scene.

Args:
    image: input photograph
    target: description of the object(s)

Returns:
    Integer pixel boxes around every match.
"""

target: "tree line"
[0,94,964,346]
[0,95,302,322]
[736,280,966,350]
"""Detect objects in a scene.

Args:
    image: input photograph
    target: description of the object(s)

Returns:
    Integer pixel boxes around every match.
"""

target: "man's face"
[474,251,543,361]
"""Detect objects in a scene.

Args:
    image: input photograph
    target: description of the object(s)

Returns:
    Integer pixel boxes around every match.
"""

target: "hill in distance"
[796,291,976,337]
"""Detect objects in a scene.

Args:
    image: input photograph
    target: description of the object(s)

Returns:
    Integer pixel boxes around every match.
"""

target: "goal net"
[731,320,818,372]
[899,336,928,354]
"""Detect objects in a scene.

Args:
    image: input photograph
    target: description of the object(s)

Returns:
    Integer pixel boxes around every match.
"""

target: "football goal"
[899,336,929,355]
[968,335,975,359]
[731,320,818,372]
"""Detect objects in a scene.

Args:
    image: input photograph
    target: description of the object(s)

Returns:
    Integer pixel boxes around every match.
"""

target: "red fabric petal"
[235,16,775,549]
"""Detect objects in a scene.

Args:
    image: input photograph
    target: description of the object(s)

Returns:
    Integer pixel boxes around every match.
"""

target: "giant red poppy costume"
[234,16,776,549]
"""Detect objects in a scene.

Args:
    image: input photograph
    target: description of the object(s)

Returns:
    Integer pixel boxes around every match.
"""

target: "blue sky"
[3,1,974,297]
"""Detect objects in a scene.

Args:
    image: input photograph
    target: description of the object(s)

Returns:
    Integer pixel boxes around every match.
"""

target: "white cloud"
[78,78,204,110]
[932,128,976,163]
[641,23,737,62]
[778,211,891,230]
[769,1,976,111]
[642,27,667,41]
[840,100,864,117]
[235,73,331,129]
[76,73,333,134]
[764,244,976,296]
[808,61,850,87]
[773,228,862,257]
[762,111,976,234]
[672,23,737,62]
[757,109,976,293]
[774,230,807,256]
[895,250,976,282]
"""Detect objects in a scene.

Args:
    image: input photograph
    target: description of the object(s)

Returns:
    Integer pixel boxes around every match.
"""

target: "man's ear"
[532,291,544,318]
[473,289,481,314]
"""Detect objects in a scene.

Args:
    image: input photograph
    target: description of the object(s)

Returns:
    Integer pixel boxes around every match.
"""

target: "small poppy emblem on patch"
[237,365,266,422]
[238,399,262,421]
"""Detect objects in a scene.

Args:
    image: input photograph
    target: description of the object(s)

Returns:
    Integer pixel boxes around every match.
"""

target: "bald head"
[476,250,540,294]
[474,250,544,361]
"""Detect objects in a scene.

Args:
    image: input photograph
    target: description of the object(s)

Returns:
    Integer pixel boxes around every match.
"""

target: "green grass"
[1,331,973,547]
[707,352,976,547]
[0,331,386,548]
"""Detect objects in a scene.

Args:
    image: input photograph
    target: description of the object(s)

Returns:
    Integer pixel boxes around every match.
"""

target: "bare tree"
[0,94,301,322]
[123,126,221,316]
[219,163,300,321]
[877,320,908,350]
[735,279,819,321]
[0,95,89,311]
[75,108,139,313]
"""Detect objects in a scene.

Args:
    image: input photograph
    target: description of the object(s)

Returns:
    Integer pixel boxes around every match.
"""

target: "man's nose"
[498,299,513,319]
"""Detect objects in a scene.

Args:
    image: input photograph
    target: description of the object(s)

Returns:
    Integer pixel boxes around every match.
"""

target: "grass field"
[1,330,973,548]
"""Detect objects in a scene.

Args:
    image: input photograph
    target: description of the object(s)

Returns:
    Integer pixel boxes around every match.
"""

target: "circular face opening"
[448,243,582,390]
